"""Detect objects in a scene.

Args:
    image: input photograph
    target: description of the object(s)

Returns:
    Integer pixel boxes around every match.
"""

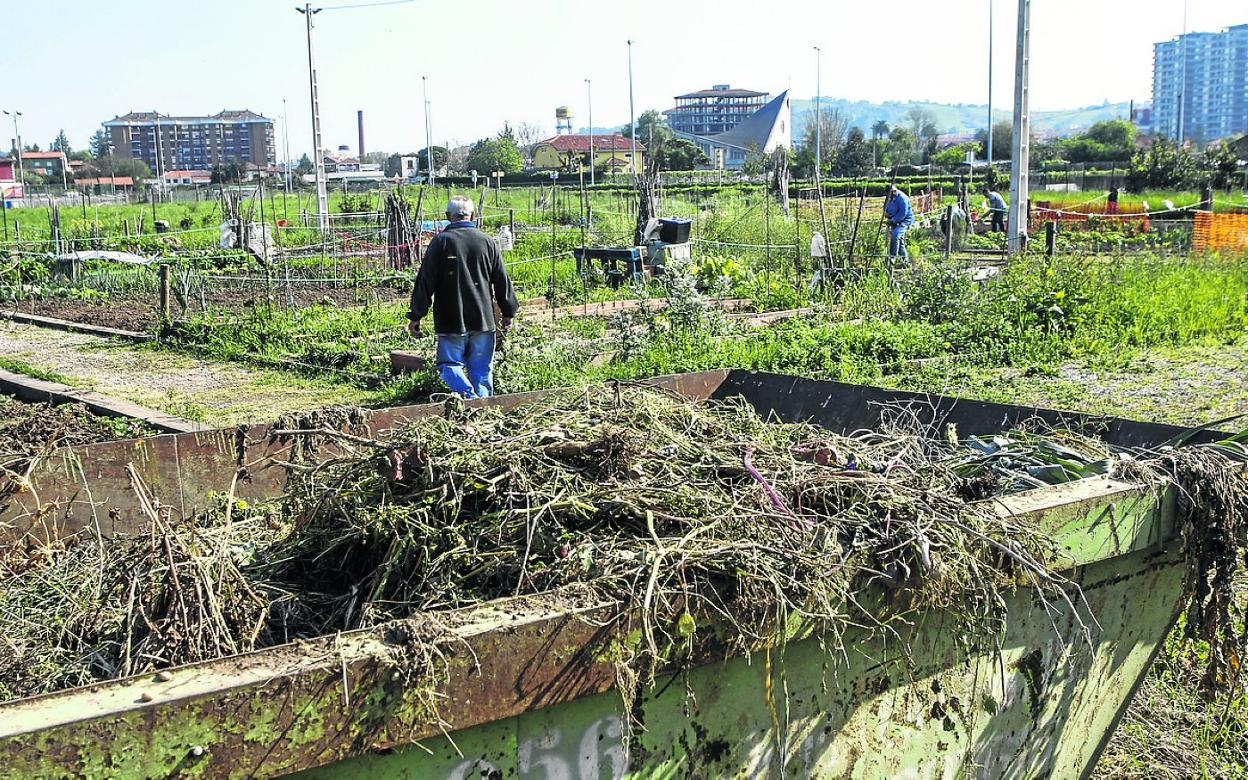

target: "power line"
[318,0,417,10]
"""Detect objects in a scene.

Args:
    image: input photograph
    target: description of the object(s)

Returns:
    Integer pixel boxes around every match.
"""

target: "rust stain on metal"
[0,371,733,548]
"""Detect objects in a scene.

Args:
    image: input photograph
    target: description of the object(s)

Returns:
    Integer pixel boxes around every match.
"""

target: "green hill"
[790,98,1133,137]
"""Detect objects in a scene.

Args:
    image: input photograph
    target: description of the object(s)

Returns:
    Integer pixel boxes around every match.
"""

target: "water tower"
[555,106,574,135]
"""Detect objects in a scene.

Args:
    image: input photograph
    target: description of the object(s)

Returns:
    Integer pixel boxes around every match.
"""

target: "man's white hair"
[446,195,475,219]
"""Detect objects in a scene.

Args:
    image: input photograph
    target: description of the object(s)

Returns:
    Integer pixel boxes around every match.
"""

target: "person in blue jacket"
[984,187,1007,232]
[883,184,915,259]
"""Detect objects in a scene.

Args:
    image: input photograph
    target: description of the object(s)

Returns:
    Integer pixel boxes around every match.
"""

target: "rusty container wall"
[0,370,1205,778]
[288,548,1181,779]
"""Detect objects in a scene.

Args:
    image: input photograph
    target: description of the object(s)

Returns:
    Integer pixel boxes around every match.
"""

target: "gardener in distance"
[984,186,1007,233]
[407,195,519,398]
[883,183,915,260]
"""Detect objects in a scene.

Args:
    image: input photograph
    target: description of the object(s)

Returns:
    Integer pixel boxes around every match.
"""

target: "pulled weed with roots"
[260,383,1082,722]
[3,382,1247,747]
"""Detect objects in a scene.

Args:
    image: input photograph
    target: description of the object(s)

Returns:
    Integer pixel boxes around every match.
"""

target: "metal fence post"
[159,263,171,320]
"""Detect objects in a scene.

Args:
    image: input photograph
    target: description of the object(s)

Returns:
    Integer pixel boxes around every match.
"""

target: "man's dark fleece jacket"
[408,221,520,334]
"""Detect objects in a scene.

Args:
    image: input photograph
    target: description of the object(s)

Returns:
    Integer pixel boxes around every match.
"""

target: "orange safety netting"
[1191,211,1248,255]
[1030,201,1150,232]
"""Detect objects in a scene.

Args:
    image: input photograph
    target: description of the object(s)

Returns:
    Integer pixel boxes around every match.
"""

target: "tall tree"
[466,136,523,174]
[871,120,890,167]
[622,110,671,147]
[975,121,1013,162]
[834,127,872,175]
[89,129,112,158]
[654,137,707,171]
[51,129,71,154]
[211,159,247,184]
[417,146,449,171]
[294,153,315,176]
[884,127,917,167]
[513,122,547,166]
[795,108,848,177]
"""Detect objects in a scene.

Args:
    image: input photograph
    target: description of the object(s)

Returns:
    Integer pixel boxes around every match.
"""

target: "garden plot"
[0,323,371,427]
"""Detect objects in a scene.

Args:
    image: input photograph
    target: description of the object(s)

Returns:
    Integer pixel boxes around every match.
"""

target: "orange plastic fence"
[1030,201,1150,232]
[1191,211,1248,255]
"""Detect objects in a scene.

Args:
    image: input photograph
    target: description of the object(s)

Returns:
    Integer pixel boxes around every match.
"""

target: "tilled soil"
[0,396,149,460]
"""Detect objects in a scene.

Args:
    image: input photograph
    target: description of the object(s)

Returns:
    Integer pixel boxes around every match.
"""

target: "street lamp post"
[3,110,25,192]
[585,78,594,186]
[282,97,293,197]
[627,41,637,176]
[814,46,822,176]
[422,76,434,187]
[987,0,994,170]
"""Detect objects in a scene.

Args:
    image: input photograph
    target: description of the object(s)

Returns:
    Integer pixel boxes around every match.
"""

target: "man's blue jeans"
[889,223,911,259]
[435,331,496,398]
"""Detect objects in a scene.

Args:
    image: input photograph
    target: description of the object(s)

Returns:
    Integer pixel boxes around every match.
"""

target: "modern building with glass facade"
[1151,24,1248,143]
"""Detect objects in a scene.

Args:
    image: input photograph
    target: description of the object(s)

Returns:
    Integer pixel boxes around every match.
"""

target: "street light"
[627,41,637,176]
[3,110,25,191]
[814,46,822,176]
[422,76,435,187]
[987,0,994,169]
[585,78,594,186]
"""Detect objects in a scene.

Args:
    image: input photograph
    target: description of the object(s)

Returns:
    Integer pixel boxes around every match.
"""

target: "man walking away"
[985,187,1007,233]
[883,184,915,259]
[407,195,519,398]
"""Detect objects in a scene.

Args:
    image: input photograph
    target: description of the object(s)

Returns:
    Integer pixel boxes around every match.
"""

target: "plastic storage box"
[658,218,691,244]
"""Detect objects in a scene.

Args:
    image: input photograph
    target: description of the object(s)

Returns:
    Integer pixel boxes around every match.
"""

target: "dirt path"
[887,341,1248,427]
[0,322,371,427]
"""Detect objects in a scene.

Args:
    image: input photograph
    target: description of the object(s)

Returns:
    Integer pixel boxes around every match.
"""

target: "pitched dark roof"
[539,134,646,153]
[705,90,789,150]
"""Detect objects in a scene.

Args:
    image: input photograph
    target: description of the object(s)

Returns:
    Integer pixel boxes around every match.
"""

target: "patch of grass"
[0,357,74,385]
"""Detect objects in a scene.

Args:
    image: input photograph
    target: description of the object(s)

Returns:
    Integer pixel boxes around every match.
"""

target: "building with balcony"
[670,91,792,170]
[102,110,275,172]
[666,85,770,137]
[1151,24,1248,143]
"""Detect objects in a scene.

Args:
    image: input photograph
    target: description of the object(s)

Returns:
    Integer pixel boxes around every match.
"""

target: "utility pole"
[152,110,166,206]
[282,97,293,197]
[627,41,638,176]
[1007,0,1031,254]
[297,3,329,232]
[3,111,24,193]
[987,0,994,169]
[585,78,595,186]
[422,76,435,187]
[814,46,822,175]
[1177,0,1188,144]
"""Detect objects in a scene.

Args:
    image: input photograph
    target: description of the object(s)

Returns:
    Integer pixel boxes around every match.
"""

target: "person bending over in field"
[407,195,519,398]
[883,183,915,260]
[984,187,1007,233]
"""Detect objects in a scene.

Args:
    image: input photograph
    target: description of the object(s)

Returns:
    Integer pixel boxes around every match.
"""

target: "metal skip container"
[0,370,1213,778]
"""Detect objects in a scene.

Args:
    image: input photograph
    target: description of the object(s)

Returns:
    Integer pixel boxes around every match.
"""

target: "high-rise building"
[102,110,275,172]
[1151,24,1248,143]
[666,85,770,137]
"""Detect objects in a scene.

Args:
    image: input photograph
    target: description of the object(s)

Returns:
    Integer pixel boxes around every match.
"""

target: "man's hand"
[406,319,422,338]
[500,317,513,333]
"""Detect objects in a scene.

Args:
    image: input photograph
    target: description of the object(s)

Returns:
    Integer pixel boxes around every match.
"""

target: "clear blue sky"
[2,0,1242,159]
